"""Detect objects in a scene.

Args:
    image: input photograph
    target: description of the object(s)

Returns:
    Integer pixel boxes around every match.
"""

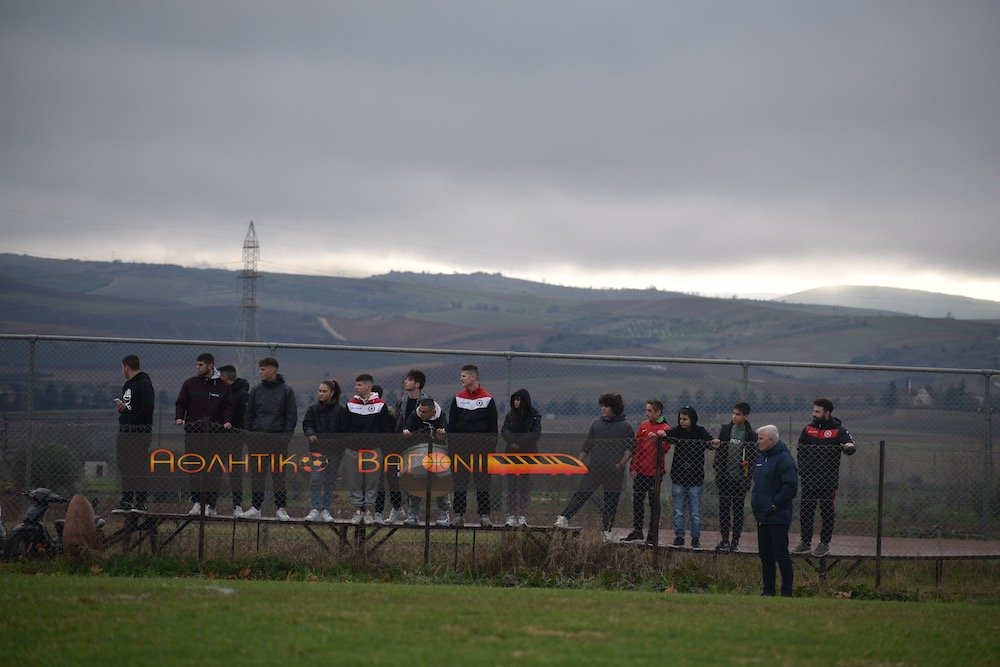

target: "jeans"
[671,483,703,539]
[309,450,344,510]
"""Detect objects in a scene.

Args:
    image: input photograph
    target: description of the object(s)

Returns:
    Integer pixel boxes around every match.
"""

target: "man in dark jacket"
[554,393,634,541]
[710,402,759,553]
[792,398,856,558]
[218,365,250,517]
[175,352,233,516]
[665,406,713,549]
[240,357,297,521]
[116,354,154,512]
[751,424,798,597]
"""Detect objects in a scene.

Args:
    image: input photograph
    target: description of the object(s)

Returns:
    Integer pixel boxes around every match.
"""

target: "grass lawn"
[1,573,995,666]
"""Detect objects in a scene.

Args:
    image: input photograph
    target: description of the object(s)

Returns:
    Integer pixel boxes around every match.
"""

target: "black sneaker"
[715,540,730,552]
[729,540,740,553]
[115,500,132,512]
[130,503,148,513]
[691,539,701,550]
[621,530,644,543]
[670,536,684,548]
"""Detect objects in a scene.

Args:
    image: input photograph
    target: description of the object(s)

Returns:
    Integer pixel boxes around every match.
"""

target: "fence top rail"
[2,333,998,377]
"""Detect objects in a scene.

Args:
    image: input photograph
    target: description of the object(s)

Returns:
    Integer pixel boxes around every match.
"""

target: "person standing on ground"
[447,364,498,527]
[500,388,542,527]
[751,424,798,597]
[622,400,670,545]
[664,406,713,549]
[792,398,856,558]
[175,352,233,517]
[303,379,344,523]
[116,354,154,512]
[240,357,297,521]
[218,364,250,517]
[554,393,634,542]
[710,402,758,553]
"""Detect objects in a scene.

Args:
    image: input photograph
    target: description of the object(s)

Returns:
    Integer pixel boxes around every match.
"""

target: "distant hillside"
[2,254,998,368]
[778,285,1000,320]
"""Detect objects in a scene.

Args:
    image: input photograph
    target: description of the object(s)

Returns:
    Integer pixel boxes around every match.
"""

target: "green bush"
[7,441,82,495]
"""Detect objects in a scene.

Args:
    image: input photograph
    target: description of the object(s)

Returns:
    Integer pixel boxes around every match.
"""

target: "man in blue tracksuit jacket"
[751,424,798,597]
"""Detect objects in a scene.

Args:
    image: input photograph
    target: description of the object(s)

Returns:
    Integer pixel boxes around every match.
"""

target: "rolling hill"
[1,253,998,369]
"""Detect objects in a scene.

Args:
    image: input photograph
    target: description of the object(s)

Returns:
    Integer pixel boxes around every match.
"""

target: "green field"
[1,573,995,666]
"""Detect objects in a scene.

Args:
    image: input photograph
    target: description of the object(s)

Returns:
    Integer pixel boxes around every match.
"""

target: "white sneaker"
[385,508,406,524]
[233,505,243,518]
[275,507,291,522]
[602,530,614,542]
[504,515,518,527]
[554,515,570,529]
[480,515,492,527]
[404,512,419,526]
[363,510,375,525]
[435,510,450,526]
[517,516,528,527]
[204,505,217,518]
[188,502,201,516]
[240,506,261,519]
[372,511,384,524]
[305,509,321,522]
[320,509,334,523]
[350,510,363,525]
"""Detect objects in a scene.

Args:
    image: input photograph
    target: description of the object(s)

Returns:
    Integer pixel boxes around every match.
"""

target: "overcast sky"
[2,1,998,300]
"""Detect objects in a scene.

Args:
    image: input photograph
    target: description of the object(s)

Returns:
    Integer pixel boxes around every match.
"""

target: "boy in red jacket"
[622,400,670,544]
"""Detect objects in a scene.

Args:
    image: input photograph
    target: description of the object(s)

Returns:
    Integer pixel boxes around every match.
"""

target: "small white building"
[84,461,108,479]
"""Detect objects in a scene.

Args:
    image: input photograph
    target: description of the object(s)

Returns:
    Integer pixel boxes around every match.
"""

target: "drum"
[397,442,453,498]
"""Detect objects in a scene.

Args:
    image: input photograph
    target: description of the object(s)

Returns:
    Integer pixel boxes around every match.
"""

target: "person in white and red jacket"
[447,364,498,527]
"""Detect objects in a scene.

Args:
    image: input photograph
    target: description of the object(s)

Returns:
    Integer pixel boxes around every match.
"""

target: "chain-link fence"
[0,334,996,568]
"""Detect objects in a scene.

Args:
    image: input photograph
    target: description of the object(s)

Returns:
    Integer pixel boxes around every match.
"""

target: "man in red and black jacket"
[791,398,856,558]
[447,364,498,527]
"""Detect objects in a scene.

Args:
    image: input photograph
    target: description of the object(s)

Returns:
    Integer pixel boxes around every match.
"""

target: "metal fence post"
[876,439,885,590]
[24,337,36,489]
[983,374,993,539]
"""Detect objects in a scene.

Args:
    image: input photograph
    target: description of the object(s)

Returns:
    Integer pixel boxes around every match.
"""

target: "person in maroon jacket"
[174,352,233,517]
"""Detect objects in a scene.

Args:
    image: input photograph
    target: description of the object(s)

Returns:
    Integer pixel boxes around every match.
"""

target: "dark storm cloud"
[1,1,998,288]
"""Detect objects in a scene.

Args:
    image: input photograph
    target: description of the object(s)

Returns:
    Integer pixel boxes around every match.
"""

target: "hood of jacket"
[509,388,534,413]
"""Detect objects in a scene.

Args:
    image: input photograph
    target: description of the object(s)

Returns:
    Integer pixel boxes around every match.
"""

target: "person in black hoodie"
[218,365,250,517]
[665,406,713,549]
[751,424,798,597]
[500,388,542,527]
[116,355,154,511]
[792,398,856,558]
[240,357,297,521]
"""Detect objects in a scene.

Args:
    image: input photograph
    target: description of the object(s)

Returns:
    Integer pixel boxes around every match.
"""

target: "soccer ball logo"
[300,452,328,473]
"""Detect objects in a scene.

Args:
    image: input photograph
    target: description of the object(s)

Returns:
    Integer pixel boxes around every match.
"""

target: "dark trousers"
[221,432,246,507]
[799,484,837,544]
[374,448,404,513]
[717,476,750,543]
[562,465,622,531]
[116,430,151,505]
[185,430,222,507]
[451,441,493,516]
[631,474,660,534]
[248,433,290,511]
[757,522,794,596]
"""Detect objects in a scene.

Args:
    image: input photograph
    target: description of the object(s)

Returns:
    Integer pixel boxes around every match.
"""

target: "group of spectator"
[116,353,857,594]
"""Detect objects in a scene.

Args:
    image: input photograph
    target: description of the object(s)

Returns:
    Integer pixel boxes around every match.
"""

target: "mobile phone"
[114,398,125,405]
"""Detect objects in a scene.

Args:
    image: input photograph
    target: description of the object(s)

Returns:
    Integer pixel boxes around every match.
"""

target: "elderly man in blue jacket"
[751,424,798,597]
